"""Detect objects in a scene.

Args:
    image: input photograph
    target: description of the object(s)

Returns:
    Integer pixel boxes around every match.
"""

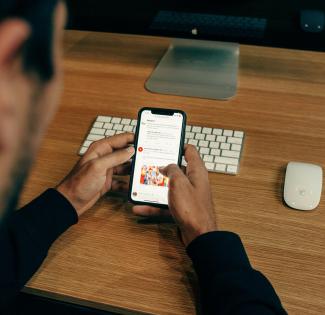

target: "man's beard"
[0,91,40,224]
[1,152,32,223]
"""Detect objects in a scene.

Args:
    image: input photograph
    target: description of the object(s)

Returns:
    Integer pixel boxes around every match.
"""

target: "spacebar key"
[214,156,239,166]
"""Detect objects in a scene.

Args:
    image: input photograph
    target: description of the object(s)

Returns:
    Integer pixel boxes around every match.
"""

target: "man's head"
[0,0,67,220]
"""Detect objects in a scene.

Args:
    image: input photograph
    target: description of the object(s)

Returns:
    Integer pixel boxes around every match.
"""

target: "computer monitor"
[66,1,325,100]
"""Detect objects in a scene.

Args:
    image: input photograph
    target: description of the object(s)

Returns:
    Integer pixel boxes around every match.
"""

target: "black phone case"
[128,107,187,209]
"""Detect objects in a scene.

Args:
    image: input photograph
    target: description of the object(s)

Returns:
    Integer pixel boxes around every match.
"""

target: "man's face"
[0,2,67,220]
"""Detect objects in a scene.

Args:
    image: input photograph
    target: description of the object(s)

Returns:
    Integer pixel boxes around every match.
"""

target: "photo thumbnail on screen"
[140,165,169,187]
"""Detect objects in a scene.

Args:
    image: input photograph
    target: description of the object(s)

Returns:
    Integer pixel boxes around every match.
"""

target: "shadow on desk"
[15,293,118,315]
[156,224,202,315]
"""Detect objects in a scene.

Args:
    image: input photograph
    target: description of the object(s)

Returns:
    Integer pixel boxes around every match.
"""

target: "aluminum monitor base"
[145,39,239,100]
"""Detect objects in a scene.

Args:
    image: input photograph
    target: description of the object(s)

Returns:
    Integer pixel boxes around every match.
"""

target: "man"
[0,0,287,314]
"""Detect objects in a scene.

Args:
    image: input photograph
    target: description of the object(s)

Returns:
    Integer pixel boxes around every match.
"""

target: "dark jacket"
[0,189,287,314]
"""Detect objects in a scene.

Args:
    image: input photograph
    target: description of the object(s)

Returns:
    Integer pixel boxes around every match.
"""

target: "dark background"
[66,0,325,51]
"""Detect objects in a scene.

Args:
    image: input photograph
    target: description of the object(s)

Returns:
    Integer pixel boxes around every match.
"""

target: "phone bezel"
[128,107,187,209]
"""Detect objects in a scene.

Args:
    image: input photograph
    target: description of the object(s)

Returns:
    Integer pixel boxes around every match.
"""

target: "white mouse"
[284,162,323,211]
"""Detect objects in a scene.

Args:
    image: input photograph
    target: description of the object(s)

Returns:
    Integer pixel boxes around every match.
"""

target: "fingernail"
[126,146,135,155]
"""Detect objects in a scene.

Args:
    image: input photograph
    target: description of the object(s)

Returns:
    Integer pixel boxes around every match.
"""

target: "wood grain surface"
[19,30,325,315]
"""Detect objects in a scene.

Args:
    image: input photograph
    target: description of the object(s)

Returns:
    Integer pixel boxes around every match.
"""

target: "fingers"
[183,145,208,187]
[90,147,135,176]
[113,161,132,175]
[81,133,135,164]
[184,144,204,166]
[111,178,129,192]
[104,133,134,150]
[160,146,207,190]
[160,164,187,181]
[132,205,170,217]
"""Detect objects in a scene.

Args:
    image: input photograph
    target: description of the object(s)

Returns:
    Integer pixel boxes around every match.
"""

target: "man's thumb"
[160,164,183,178]
[97,146,135,171]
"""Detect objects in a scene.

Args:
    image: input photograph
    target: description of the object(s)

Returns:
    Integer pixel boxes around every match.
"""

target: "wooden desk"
[20,30,325,315]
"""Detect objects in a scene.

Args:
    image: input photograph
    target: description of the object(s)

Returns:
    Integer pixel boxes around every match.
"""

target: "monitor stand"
[145,39,239,100]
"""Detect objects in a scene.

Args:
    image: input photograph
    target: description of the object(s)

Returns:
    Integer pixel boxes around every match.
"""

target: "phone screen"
[130,109,185,206]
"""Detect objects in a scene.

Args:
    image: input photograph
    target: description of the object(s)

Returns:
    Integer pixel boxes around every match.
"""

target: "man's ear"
[0,19,30,69]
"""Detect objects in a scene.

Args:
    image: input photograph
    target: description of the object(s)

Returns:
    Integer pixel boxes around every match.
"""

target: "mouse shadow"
[275,165,286,205]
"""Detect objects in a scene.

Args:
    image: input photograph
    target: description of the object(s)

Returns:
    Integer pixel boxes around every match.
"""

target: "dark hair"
[0,0,59,81]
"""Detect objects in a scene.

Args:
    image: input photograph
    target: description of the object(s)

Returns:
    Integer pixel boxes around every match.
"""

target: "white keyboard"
[79,115,245,175]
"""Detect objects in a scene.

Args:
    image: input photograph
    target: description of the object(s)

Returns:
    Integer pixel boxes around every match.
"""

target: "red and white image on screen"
[140,165,169,187]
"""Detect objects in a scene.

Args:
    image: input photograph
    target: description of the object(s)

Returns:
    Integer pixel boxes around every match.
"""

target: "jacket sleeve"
[186,231,287,315]
[0,189,78,309]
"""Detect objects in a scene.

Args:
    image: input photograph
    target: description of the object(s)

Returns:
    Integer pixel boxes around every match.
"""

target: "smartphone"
[129,107,187,208]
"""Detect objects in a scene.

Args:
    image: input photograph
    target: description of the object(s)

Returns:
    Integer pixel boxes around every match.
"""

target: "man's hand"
[57,133,135,217]
[133,145,217,247]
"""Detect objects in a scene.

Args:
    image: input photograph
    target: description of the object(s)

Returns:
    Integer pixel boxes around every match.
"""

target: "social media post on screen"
[131,110,184,205]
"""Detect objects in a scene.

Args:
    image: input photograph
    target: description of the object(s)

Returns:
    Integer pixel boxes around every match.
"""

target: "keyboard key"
[195,133,205,140]
[213,128,223,135]
[111,117,122,124]
[113,124,123,131]
[206,134,216,142]
[123,125,134,132]
[205,162,215,171]
[87,134,105,141]
[121,118,131,125]
[91,128,105,135]
[79,147,88,155]
[232,144,242,151]
[215,164,226,172]
[188,139,198,146]
[93,122,103,128]
[97,116,111,123]
[105,130,116,137]
[222,150,240,158]
[80,115,245,175]
[234,131,244,138]
[203,155,214,163]
[220,143,230,150]
[211,149,221,156]
[192,126,202,133]
[214,156,239,165]
[217,136,226,143]
[227,137,243,144]
[227,165,238,174]
[83,140,92,148]
[209,142,219,149]
[199,140,209,148]
[200,147,210,155]
[103,123,113,130]
[202,127,212,134]
[223,130,233,137]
